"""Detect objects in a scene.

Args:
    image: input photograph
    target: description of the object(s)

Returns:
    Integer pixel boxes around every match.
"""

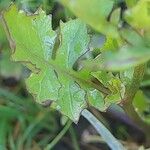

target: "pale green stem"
[81,109,125,150]
[123,64,150,146]
[124,64,146,104]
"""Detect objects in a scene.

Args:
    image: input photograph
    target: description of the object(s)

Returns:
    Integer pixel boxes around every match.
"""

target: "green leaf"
[88,28,149,71]
[100,36,120,52]
[0,49,22,78]
[52,20,90,121]
[110,8,121,26]
[125,0,138,8]
[91,71,125,106]
[60,0,119,38]
[0,0,11,11]
[4,5,126,122]
[120,28,144,46]
[77,70,112,112]
[125,0,150,30]
[133,90,150,124]
[4,5,61,103]
[4,5,90,121]
[100,46,150,71]
[87,89,106,111]
[85,44,150,71]
[91,71,112,87]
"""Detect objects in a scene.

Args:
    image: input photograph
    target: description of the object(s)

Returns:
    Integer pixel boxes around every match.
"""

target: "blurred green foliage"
[0,88,58,150]
[0,0,150,149]
[0,0,55,13]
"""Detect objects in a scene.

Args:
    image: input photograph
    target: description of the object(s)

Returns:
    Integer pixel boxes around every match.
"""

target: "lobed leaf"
[91,71,125,107]
[4,5,90,121]
[4,4,129,122]
[52,19,90,121]
[4,5,61,103]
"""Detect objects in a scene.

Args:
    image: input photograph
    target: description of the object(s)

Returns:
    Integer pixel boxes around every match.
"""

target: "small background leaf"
[60,0,119,38]
[133,90,150,124]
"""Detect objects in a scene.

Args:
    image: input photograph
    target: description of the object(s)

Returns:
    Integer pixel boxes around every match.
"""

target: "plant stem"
[44,120,72,150]
[69,126,80,150]
[122,64,150,146]
[123,103,150,147]
[81,109,125,150]
[123,64,146,105]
